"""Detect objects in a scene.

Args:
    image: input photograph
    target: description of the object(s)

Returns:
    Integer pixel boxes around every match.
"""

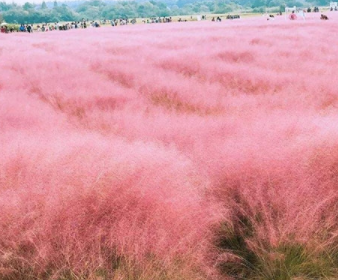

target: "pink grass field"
[1,12,338,279]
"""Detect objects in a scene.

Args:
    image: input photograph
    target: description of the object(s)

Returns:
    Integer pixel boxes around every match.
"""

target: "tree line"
[0,0,331,24]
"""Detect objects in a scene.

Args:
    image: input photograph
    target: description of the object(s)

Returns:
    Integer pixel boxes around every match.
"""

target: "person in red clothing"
[1,26,6,33]
[289,11,297,20]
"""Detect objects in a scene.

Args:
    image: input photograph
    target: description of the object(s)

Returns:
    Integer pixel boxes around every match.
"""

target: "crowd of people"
[287,8,331,20]
[211,16,223,21]
[0,25,15,33]
[0,8,335,34]
[142,17,173,23]
[0,17,185,33]
[225,15,241,19]
[0,20,103,33]
[25,20,101,32]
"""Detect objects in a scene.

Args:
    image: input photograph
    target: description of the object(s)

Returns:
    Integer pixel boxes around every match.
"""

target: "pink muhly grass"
[1,13,338,278]
[0,134,218,278]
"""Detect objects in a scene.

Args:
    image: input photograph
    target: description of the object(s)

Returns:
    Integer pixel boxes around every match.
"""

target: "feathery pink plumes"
[1,13,338,278]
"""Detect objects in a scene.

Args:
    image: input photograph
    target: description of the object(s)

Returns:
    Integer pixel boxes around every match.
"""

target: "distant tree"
[176,0,193,8]
[316,0,329,5]
[3,9,26,23]
[286,0,303,6]
[213,0,233,13]
[251,0,266,8]
[41,1,47,9]
[136,4,147,17]
[54,4,79,21]
[0,2,11,11]
[200,4,210,13]
[280,4,285,12]
[54,0,58,8]
[23,2,34,10]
